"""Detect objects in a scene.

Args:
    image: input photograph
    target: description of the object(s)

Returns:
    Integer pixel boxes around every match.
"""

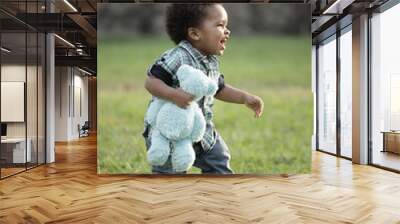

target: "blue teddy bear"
[145,64,218,172]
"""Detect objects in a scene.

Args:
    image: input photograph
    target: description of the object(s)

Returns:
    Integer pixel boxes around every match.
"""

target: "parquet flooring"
[1,135,400,223]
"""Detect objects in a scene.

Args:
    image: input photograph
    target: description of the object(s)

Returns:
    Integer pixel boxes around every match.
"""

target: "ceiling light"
[78,67,92,76]
[63,0,78,12]
[76,48,85,55]
[1,47,11,53]
[322,0,354,15]
[54,34,75,48]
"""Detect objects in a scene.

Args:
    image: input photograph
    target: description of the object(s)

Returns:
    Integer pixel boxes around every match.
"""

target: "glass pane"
[1,30,27,177]
[27,31,38,169]
[371,4,400,171]
[38,32,45,165]
[318,36,337,154]
[25,0,38,169]
[340,28,352,158]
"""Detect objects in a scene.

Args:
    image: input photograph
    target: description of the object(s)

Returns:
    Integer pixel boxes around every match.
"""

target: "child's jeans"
[143,127,233,174]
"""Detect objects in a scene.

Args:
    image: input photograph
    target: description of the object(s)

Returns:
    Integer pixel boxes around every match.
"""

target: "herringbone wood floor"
[1,135,400,224]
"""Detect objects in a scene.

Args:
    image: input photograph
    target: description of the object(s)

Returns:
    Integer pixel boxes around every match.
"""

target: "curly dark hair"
[166,3,218,45]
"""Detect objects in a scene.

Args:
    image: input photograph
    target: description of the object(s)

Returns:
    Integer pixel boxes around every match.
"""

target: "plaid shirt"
[144,40,225,151]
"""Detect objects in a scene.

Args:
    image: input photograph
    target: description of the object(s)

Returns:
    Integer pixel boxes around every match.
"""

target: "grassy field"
[98,35,312,174]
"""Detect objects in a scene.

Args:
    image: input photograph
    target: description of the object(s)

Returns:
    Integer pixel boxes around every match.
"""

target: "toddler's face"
[195,4,230,56]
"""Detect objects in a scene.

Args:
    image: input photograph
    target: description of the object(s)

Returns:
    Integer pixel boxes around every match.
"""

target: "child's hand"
[244,94,264,118]
[172,88,193,108]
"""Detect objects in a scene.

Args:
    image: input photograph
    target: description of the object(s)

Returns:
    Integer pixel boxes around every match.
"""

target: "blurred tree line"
[98,4,310,38]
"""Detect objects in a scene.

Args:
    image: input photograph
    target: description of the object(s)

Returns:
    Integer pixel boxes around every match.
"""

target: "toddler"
[143,3,264,174]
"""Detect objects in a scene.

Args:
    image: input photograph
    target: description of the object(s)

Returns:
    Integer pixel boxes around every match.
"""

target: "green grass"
[98,35,312,174]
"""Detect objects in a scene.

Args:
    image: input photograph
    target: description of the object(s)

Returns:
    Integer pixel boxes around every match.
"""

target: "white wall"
[55,67,89,141]
[1,66,26,131]
[1,65,26,141]
[1,63,46,164]
[1,65,26,81]
[55,66,69,141]
[72,72,89,138]
[1,65,38,137]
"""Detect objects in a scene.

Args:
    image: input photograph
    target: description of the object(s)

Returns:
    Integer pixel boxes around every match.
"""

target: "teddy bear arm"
[145,98,166,126]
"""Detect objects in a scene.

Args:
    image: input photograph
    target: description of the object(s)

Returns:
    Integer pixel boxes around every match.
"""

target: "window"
[317,35,337,154]
[0,1,46,179]
[339,27,352,158]
[370,2,400,171]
